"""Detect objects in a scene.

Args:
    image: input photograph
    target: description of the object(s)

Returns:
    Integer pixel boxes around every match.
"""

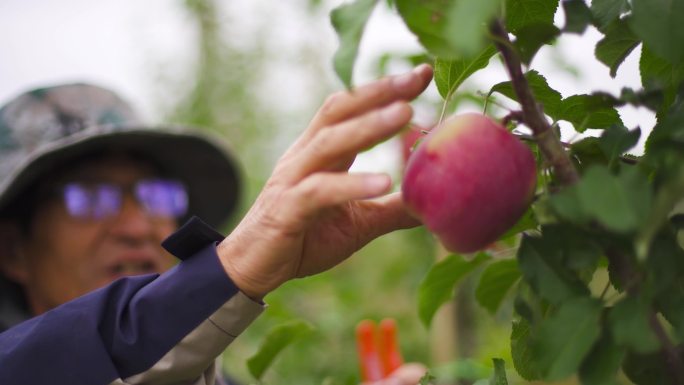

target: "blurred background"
[0,1,654,384]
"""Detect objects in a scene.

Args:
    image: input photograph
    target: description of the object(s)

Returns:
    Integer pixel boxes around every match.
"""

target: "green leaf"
[376,52,432,77]
[476,259,521,314]
[418,253,490,327]
[562,0,593,34]
[489,358,509,385]
[639,150,684,262]
[640,44,684,114]
[499,207,538,240]
[247,320,314,380]
[533,297,603,381]
[608,296,661,354]
[590,0,630,29]
[541,224,602,273]
[395,0,459,59]
[445,0,502,57]
[549,184,592,224]
[656,282,684,342]
[517,234,589,304]
[505,0,559,34]
[513,295,535,323]
[579,332,625,385]
[645,100,684,153]
[645,233,684,295]
[559,94,623,132]
[434,45,498,99]
[577,165,652,233]
[490,70,563,118]
[596,125,641,167]
[623,350,679,385]
[630,0,684,64]
[571,136,610,170]
[571,123,641,171]
[419,371,437,385]
[330,0,379,89]
[641,43,684,88]
[595,18,640,78]
[618,87,665,111]
[513,23,561,65]
[511,318,542,380]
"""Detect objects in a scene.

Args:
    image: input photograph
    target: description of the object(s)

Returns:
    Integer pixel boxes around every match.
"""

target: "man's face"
[10,156,179,315]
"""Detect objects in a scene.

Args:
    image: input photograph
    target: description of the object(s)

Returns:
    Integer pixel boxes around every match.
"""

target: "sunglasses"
[60,178,189,220]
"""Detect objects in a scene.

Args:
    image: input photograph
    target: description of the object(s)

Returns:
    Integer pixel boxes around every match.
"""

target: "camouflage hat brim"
[0,125,242,229]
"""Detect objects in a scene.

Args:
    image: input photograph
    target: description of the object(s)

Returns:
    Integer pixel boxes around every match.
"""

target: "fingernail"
[392,71,416,89]
[381,103,410,125]
[366,174,391,193]
[414,63,432,79]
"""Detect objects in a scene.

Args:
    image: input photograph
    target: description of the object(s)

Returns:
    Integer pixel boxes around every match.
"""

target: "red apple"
[401,113,537,253]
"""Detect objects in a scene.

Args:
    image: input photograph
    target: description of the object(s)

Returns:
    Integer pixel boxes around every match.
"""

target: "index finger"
[313,64,432,129]
[286,64,433,156]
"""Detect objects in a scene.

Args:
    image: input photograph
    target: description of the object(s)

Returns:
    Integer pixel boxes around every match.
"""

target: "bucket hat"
[0,83,242,228]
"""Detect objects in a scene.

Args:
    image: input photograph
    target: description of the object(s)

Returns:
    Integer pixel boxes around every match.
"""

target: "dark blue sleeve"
[0,217,238,385]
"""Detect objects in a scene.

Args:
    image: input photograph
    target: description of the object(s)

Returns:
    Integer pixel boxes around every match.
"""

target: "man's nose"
[107,194,156,244]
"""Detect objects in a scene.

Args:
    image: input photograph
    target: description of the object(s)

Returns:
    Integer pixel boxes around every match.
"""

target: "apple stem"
[501,110,525,128]
[489,19,579,187]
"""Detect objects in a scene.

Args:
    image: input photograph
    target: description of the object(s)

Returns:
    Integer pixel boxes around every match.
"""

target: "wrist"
[216,235,272,302]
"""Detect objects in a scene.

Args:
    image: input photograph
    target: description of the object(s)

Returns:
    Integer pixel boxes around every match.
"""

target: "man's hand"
[362,363,428,385]
[216,64,433,299]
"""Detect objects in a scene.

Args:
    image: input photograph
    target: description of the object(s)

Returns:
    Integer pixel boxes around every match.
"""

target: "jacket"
[0,217,264,385]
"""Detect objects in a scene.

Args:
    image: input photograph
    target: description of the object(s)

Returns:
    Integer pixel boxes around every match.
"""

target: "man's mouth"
[108,260,158,276]
[106,250,164,277]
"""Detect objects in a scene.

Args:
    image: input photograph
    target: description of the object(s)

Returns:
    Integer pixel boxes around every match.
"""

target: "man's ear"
[0,221,29,284]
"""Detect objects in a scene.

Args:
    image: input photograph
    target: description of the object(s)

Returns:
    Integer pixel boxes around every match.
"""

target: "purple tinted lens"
[63,184,92,218]
[63,183,122,219]
[135,179,188,218]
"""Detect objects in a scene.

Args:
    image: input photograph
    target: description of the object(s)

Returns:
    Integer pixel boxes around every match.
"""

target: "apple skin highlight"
[402,113,537,253]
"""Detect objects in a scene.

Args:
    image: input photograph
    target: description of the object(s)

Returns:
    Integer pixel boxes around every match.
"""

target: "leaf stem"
[489,19,579,187]
[599,281,611,301]
[437,96,450,127]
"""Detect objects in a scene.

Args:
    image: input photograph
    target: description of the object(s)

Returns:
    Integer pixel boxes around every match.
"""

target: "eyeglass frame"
[52,178,189,221]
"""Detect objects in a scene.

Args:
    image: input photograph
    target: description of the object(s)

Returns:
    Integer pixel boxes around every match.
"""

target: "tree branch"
[650,312,684,385]
[489,19,579,187]
[489,18,684,383]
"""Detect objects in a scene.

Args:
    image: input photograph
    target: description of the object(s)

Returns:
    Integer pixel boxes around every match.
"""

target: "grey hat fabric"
[0,83,242,228]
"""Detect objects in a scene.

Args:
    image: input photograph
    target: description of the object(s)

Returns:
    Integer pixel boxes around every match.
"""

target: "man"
[0,64,433,384]
[0,82,245,384]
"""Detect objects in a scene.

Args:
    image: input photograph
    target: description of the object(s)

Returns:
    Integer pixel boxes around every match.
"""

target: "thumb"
[361,363,428,385]
[386,363,428,385]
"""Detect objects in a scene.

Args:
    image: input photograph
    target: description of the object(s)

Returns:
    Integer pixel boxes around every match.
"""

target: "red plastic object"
[356,320,384,381]
[379,318,403,375]
[356,318,404,381]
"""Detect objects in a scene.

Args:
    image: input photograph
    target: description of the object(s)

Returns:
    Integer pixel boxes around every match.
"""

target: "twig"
[501,110,525,127]
[513,133,639,164]
[650,312,684,385]
[489,19,579,187]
